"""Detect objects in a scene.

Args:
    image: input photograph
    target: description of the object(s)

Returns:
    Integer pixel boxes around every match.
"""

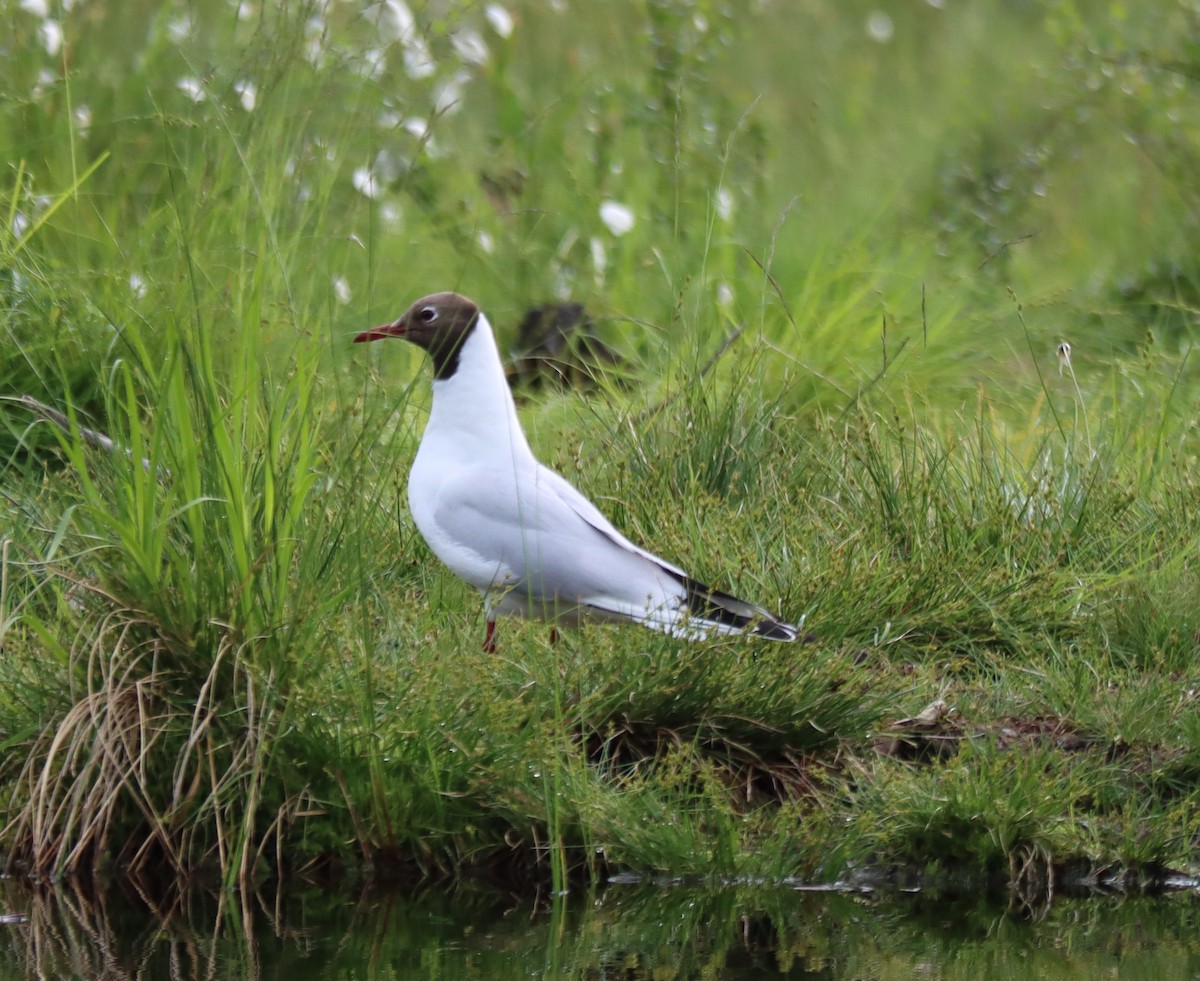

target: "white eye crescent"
[419,306,438,323]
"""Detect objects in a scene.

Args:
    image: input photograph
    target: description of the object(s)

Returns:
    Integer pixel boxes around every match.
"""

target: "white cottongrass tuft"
[166,14,193,43]
[177,77,206,103]
[234,80,257,112]
[402,38,436,80]
[39,19,62,56]
[715,186,734,222]
[352,167,380,200]
[371,1,436,82]
[433,70,471,116]
[599,200,635,236]
[451,28,489,66]
[305,16,328,66]
[590,236,607,285]
[369,0,414,42]
[380,201,402,225]
[357,47,388,80]
[1056,341,1072,376]
[485,4,514,38]
[31,68,55,100]
[866,11,893,42]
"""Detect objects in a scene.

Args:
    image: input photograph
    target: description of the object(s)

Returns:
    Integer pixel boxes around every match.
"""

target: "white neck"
[424,312,532,460]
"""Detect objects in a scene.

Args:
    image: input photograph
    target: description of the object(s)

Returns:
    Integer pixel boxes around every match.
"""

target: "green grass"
[2,0,1200,898]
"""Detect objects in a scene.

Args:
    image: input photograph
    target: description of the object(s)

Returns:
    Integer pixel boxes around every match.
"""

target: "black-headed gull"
[355,292,799,650]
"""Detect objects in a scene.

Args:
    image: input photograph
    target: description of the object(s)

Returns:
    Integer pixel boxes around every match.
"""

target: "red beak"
[354,319,405,343]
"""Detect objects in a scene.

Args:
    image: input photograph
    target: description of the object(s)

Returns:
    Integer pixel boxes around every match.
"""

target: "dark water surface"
[2,876,1199,979]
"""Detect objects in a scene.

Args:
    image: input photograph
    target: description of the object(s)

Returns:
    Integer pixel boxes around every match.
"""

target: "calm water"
[2,876,1199,979]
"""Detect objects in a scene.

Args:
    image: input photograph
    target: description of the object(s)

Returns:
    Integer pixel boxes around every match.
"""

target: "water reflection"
[2,875,1199,979]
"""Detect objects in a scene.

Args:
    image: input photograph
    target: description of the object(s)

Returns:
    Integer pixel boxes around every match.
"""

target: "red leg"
[482,619,497,653]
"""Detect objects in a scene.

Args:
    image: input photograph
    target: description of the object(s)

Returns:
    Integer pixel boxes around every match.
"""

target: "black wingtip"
[682,577,800,642]
[751,619,801,642]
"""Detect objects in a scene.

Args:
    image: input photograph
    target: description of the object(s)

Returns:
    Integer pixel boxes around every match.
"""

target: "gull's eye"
[419,306,438,324]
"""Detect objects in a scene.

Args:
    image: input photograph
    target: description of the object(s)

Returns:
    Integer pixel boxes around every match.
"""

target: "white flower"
[599,200,635,237]
[177,77,206,103]
[19,0,49,17]
[332,277,352,305]
[477,230,495,254]
[234,80,257,111]
[11,212,30,237]
[716,282,735,307]
[129,274,148,299]
[485,4,514,38]
[73,104,92,133]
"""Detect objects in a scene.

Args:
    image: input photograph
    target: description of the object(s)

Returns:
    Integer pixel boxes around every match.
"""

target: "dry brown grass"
[4,576,291,884]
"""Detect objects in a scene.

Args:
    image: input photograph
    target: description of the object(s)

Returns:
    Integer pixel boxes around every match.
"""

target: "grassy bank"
[2,0,1200,898]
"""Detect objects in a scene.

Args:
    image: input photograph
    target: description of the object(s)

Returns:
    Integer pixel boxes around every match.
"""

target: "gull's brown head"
[355,292,482,380]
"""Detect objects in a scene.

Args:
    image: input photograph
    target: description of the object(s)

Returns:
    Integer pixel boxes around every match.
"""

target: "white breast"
[405,315,533,596]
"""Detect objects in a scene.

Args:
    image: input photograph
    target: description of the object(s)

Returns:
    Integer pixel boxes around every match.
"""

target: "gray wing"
[532,465,689,577]
[534,466,798,640]
[429,462,685,615]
